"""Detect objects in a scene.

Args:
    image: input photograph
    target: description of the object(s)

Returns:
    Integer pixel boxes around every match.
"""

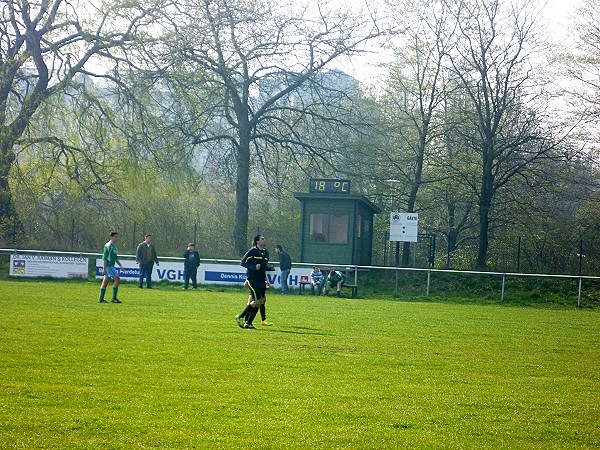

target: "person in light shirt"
[310,265,325,296]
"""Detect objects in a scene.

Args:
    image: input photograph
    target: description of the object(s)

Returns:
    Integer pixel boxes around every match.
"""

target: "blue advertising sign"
[95,266,140,278]
[94,260,313,287]
[205,271,247,283]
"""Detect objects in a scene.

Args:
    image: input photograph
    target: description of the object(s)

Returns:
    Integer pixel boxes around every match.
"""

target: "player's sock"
[113,287,119,299]
[247,307,259,324]
[240,304,253,320]
[99,288,106,301]
[260,304,266,322]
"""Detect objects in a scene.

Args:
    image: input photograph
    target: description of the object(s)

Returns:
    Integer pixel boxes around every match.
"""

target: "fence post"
[578,277,582,308]
[516,237,521,272]
[426,269,431,299]
[71,218,75,250]
[383,231,388,266]
[394,268,398,297]
[501,273,506,303]
[579,239,584,275]
[430,234,436,268]
[132,221,137,252]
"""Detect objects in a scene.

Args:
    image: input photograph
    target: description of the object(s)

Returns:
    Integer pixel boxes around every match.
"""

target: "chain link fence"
[1,216,599,277]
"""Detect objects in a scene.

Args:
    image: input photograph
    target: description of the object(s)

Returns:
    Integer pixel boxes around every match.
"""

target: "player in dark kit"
[235,234,272,329]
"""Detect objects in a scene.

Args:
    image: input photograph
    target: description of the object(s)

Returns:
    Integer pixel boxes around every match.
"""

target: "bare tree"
[443,0,558,268]
[377,0,453,266]
[0,0,155,243]
[139,0,385,255]
[564,0,600,125]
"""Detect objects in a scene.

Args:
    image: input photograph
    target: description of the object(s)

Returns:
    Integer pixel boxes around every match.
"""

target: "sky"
[334,0,584,87]
[542,0,581,40]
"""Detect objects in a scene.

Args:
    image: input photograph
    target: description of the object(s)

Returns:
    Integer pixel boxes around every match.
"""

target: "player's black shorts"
[247,280,267,301]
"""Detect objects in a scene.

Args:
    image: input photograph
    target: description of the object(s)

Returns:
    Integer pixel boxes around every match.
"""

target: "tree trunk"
[0,142,23,245]
[446,201,457,268]
[401,132,426,267]
[234,136,251,256]
[477,199,490,269]
[477,155,494,269]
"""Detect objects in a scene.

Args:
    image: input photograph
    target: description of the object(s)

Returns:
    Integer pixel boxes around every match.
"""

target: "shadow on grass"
[269,326,335,336]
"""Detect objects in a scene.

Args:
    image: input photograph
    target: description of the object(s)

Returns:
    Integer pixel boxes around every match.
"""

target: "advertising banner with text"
[10,254,88,279]
[95,259,313,288]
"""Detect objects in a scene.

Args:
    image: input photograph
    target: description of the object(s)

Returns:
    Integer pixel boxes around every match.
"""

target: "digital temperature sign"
[309,179,351,194]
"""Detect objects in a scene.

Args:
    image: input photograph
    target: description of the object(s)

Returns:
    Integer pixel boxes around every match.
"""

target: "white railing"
[1,248,599,307]
[337,264,600,308]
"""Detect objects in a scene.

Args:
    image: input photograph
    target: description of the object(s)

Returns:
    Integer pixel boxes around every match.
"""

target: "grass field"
[1,279,599,449]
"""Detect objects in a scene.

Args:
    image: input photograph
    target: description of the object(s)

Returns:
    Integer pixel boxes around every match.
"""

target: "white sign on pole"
[390,212,419,242]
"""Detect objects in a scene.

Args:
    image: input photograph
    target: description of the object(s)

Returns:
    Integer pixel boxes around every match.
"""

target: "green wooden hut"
[294,179,381,265]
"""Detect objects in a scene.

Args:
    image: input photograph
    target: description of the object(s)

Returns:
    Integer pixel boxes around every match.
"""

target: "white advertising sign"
[390,212,419,242]
[10,254,88,279]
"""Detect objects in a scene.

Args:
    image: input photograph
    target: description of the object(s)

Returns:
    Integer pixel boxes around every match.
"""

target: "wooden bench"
[345,284,358,298]
[299,281,357,297]
[298,281,312,295]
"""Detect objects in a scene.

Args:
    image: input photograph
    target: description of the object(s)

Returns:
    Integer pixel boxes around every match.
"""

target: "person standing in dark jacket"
[183,243,200,290]
[136,234,159,289]
[275,244,292,294]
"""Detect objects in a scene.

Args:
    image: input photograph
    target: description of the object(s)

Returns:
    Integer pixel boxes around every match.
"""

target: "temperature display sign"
[309,179,351,194]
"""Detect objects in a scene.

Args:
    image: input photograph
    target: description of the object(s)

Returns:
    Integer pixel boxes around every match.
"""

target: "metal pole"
[517,237,521,272]
[501,273,506,303]
[431,234,436,268]
[426,269,431,298]
[194,224,197,245]
[579,239,583,275]
[394,268,398,297]
[578,277,582,308]
[132,221,137,252]
[71,218,75,250]
[383,231,388,266]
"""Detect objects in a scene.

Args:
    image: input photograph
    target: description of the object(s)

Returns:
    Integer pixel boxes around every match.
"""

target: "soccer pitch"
[1,280,599,449]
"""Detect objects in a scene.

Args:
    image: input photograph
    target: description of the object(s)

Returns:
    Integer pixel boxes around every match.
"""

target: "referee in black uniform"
[236,234,271,329]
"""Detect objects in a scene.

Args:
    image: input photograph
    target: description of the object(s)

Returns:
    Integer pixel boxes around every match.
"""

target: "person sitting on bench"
[310,266,325,296]
[324,270,346,297]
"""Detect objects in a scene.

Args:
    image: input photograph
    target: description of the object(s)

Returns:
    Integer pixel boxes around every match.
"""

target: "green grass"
[1,280,599,449]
